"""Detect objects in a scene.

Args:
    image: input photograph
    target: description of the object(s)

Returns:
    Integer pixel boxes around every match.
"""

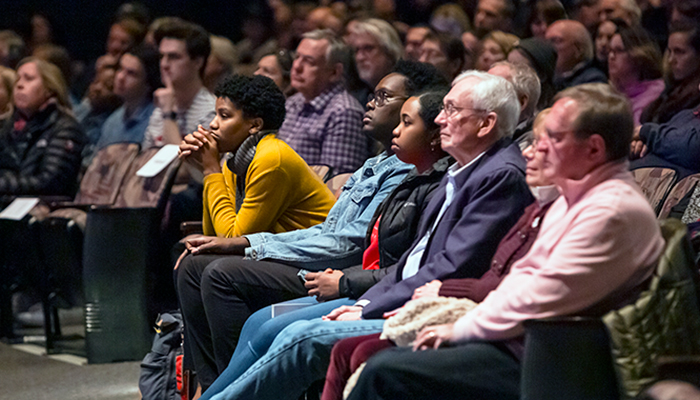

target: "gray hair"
[348,18,403,63]
[302,29,349,66]
[490,61,541,118]
[453,70,520,138]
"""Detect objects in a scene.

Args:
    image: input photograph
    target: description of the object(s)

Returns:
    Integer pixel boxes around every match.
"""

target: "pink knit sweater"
[452,160,664,342]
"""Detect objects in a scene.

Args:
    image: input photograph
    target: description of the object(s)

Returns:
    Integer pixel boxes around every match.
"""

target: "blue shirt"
[244,153,414,270]
[96,101,156,150]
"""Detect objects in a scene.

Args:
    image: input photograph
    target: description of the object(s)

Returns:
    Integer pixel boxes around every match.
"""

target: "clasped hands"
[173,234,249,270]
[178,125,222,175]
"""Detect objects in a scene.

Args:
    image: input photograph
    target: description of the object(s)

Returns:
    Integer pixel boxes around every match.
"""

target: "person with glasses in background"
[199,70,533,400]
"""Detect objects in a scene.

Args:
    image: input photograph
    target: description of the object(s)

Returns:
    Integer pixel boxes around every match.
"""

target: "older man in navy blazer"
[203,71,534,400]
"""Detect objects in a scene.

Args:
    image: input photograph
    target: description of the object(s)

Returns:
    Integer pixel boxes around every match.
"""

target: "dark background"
[0,0,253,61]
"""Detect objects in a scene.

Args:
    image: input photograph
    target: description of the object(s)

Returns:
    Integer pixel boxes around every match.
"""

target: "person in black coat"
[0,57,85,204]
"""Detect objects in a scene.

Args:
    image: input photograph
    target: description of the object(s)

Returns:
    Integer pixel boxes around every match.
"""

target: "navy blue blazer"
[360,138,534,319]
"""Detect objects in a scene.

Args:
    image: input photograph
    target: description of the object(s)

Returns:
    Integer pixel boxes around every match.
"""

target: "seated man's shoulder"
[328,89,364,114]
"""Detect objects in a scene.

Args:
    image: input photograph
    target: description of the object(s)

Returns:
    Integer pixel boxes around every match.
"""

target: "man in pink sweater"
[346,83,665,400]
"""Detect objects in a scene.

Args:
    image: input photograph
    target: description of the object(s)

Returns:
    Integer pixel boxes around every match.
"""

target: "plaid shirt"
[277,83,368,174]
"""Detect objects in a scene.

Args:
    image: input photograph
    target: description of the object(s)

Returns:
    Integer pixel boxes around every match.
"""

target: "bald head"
[546,20,594,75]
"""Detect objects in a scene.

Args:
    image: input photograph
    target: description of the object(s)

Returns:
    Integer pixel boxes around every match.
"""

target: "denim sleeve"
[244,164,413,270]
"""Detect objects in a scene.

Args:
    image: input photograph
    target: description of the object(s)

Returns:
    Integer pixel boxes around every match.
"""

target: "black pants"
[346,342,521,400]
[175,253,309,389]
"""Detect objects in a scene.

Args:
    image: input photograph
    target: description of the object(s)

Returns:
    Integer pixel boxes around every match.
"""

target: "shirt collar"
[449,150,487,178]
[557,159,630,205]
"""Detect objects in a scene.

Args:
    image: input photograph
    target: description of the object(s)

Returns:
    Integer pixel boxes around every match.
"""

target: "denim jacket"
[244,153,414,270]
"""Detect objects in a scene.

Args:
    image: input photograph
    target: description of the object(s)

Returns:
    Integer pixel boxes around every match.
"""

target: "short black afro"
[393,59,450,97]
[214,74,287,130]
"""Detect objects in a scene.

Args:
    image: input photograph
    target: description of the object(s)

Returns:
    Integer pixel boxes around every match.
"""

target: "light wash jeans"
[208,317,386,400]
[199,297,354,400]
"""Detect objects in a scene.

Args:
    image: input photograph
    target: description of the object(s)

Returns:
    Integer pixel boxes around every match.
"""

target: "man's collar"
[556,160,630,205]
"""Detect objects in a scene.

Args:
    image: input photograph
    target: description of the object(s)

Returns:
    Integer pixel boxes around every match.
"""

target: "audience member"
[201,70,533,400]
[235,4,278,76]
[75,62,123,168]
[488,61,541,147]
[346,82,663,400]
[640,23,700,124]
[253,50,294,96]
[306,6,345,34]
[203,35,237,94]
[608,25,663,126]
[598,0,641,27]
[0,66,16,120]
[593,18,627,76]
[345,19,402,89]
[461,30,481,69]
[570,0,602,32]
[0,30,27,69]
[0,57,85,199]
[198,63,450,399]
[277,29,368,174]
[94,45,160,150]
[508,37,557,109]
[631,83,700,172]
[174,65,422,391]
[142,20,215,148]
[429,3,472,38]
[527,0,568,39]
[403,25,430,61]
[321,107,558,400]
[177,73,335,239]
[475,30,519,70]
[32,44,75,103]
[473,0,516,37]
[545,19,607,90]
[418,30,466,81]
[106,18,146,59]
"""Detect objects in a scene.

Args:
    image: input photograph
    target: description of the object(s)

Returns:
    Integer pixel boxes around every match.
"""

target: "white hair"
[452,70,520,138]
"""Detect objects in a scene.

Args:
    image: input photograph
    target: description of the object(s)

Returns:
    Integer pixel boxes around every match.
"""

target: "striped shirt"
[277,83,368,174]
[141,87,216,149]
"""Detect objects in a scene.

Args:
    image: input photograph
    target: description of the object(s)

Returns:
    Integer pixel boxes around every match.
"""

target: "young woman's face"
[391,96,433,165]
[595,20,617,62]
[476,38,506,71]
[209,97,255,153]
[667,31,700,82]
[607,34,635,82]
[255,55,286,91]
[13,62,52,116]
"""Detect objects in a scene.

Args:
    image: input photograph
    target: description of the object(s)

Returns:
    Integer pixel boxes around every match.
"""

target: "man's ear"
[587,133,607,163]
[519,93,529,114]
[477,112,498,138]
[195,56,206,77]
[249,117,264,134]
[329,62,344,83]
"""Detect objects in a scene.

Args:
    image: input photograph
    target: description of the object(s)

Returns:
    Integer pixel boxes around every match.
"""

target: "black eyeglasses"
[367,90,407,107]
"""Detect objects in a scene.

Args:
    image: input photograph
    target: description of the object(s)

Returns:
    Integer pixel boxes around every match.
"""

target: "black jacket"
[338,156,453,299]
[0,103,86,202]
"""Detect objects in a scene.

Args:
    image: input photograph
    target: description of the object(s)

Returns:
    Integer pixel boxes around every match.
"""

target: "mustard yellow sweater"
[202,135,336,237]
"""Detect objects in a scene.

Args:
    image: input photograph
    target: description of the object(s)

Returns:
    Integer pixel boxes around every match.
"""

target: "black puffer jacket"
[338,156,453,299]
[0,103,86,202]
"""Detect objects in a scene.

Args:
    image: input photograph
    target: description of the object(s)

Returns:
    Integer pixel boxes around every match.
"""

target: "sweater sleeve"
[451,193,663,343]
[203,150,295,238]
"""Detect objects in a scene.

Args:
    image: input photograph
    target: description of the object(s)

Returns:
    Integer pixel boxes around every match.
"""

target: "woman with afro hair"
[178,74,336,239]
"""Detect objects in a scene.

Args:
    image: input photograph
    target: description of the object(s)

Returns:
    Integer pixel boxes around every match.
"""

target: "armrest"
[180,221,203,236]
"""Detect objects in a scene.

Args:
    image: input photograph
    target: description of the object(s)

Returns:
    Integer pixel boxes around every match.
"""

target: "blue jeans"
[200,297,354,400]
[208,318,386,400]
